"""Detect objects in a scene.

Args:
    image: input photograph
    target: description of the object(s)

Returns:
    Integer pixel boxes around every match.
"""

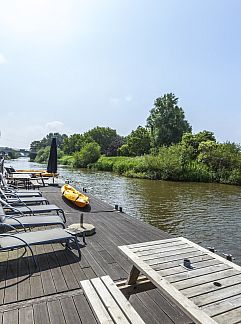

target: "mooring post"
[223,253,234,262]
[208,247,216,253]
[80,213,84,228]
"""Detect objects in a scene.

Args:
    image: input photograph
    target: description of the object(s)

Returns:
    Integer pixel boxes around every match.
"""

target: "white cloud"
[45,121,64,133]
[0,53,7,65]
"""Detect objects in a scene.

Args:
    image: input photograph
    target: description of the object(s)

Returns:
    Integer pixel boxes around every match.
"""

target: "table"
[119,237,241,324]
[7,174,31,189]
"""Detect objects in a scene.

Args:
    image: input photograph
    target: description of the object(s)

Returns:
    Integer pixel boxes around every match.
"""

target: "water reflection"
[6,158,241,264]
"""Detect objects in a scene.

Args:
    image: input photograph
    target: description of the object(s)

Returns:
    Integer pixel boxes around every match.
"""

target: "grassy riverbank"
[91,156,241,184]
[87,151,240,186]
[90,156,213,181]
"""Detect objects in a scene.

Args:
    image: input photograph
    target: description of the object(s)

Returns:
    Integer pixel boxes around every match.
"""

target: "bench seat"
[80,275,145,323]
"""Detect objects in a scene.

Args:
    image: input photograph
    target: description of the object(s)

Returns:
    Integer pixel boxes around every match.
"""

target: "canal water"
[6,158,241,264]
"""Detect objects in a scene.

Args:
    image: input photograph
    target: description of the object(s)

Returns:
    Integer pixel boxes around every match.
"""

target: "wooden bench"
[80,275,145,323]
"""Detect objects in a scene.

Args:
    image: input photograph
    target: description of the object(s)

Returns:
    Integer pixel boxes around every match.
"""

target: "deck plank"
[33,302,50,324]
[47,300,66,324]
[60,297,82,324]
[73,292,99,324]
[2,309,18,324]
[19,306,34,324]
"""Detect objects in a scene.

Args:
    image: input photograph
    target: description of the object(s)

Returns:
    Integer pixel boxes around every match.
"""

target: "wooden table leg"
[127,265,140,285]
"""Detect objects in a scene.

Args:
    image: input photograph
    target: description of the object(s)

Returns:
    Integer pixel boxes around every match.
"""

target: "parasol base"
[67,223,96,236]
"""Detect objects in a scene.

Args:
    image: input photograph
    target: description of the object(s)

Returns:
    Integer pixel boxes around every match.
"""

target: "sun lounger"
[0,204,65,229]
[0,198,66,223]
[6,190,43,198]
[0,188,48,205]
[5,196,48,205]
[0,228,82,266]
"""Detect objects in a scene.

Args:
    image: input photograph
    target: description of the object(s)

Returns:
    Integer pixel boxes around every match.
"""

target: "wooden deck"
[0,186,193,324]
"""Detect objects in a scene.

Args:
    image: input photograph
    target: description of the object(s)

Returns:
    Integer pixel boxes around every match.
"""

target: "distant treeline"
[30,93,241,185]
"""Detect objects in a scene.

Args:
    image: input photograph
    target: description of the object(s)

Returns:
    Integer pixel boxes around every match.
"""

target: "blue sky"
[0,0,241,149]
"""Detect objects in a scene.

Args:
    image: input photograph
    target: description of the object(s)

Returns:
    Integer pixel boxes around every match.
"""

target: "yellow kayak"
[61,184,90,208]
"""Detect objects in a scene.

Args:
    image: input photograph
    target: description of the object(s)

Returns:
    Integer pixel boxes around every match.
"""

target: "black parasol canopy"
[47,137,57,173]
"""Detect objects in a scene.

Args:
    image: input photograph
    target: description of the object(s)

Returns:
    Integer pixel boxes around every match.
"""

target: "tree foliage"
[62,127,120,156]
[118,126,151,156]
[85,127,118,154]
[30,133,67,152]
[198,142,241,172]
[105,135,124,156]
[62,133,92,155]
[72,142,101,168]
[181,130,216,161]
[147,93,192,147]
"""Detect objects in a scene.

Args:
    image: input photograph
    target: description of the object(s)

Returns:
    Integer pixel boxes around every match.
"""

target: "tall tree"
[147,93,192,148]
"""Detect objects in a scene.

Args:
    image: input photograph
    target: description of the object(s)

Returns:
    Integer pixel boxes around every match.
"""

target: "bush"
[73,142,101,168]
[91,156,114,171]
[59,155,74,166]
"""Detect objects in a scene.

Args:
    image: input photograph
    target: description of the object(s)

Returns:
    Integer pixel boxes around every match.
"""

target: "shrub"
[73,142,101,168]
[59,155,74,166]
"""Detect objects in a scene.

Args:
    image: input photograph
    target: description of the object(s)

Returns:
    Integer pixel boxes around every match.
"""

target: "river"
[5,158,241,264]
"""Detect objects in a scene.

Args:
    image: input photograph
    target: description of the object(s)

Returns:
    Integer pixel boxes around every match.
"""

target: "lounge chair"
[0,188,48,205]
[0,198,66,223]
[0,204,65,230]
[0,227,82,266]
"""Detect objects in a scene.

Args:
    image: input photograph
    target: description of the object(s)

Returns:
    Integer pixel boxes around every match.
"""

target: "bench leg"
[127,265,140,285]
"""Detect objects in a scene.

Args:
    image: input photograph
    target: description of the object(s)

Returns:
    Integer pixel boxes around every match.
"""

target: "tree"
[30,133,67,153]
[147,93,192,148]
[62,133,92,155]
[105,135,124,156]
[118,126,151,156]
[198,142,241,171]
[85,127,118,154]
[181,130,216,160]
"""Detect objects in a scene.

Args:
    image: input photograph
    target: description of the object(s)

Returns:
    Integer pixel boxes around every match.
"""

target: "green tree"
[147,93,192,148]
[73,142,101,168]
[118,144,130,156]
[105,135,124,156]
[62,133,92,154]
[8,150,20,159]
[118,126,151,156]
[85,127,118,154]
[30,133,67,155]
[181,130,216,161]
[198,142,241,172]
[30,140,42,153]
